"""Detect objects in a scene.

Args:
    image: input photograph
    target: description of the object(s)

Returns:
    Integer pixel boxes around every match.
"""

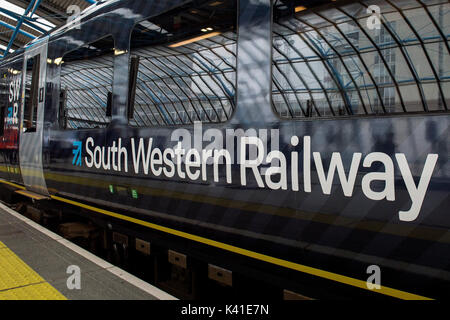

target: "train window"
[128,0,237,127]
[23,55,40,132]
[60,35,115,129]
[272,0,449,119]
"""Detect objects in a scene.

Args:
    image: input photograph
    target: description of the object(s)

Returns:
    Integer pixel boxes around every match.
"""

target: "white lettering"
[313,152,362,196]
[361,152,395,201]
[395,153,438,222]
[240,137,264,188]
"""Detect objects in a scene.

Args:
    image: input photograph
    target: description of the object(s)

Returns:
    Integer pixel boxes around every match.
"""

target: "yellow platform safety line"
[0,241,66,300]
[0,179,25,190]
[51,195,432,300]
[0,282,66,300]
[15,190,50,201]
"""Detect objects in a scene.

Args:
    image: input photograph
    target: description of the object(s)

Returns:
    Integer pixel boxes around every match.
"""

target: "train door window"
[0,107,4,136]
[127,0,237,127]
[23,55,40,132]
[60,35,114,129]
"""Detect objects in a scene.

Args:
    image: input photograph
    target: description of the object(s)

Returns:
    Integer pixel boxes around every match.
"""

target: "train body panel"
[0,57,23,185]
[0,0,449,299]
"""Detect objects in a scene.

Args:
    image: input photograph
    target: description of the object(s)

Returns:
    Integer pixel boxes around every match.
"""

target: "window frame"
[126,1,238,129]
[23,54,41,133]
[58,34,116,131]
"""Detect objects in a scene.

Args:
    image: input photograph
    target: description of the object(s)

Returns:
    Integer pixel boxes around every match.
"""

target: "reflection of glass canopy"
[130,31,237,127]
[61,54,114,129]
[0,0,90,58]
[273,0,449,118]
[60,0,448,129]
[59,0,237,129]
[60,32,237,129]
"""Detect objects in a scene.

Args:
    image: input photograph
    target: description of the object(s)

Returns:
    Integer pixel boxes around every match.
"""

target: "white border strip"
[0,201,177,300]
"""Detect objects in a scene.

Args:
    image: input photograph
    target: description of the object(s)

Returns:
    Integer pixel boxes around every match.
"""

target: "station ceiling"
[0,0,95,57]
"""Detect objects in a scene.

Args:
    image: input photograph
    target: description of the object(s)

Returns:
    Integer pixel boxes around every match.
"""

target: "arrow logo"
[7,107,12,124]
[72,141,82,166]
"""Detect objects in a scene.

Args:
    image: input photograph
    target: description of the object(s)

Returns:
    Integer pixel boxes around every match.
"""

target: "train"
[0,0,449,299]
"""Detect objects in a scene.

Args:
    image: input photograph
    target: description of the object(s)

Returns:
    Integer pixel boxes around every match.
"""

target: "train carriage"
[0,0,449,299]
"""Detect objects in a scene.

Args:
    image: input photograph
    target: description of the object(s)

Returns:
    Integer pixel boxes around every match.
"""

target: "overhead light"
[114,49,128,56]
[168,31,221,48]
[47,58,53,64]
[54,57,64,65]
[295,6,307,13]
[7,68,20,75]
[201,27,213,32]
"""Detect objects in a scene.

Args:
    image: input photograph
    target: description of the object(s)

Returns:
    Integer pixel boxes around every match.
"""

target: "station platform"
[0,201,176,300]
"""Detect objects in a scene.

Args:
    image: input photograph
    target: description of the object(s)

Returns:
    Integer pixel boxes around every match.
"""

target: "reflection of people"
[426,120,448,177]
[373,131,396,156]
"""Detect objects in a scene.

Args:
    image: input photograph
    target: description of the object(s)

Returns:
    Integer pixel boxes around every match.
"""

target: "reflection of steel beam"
[6,0,63,25]
[1,0,41,59]
[5,0,95,31]
[67,117,107,126]
[0,35,22,49]
[0,20,37,39]
[179,13,204,23]
[0,8,46,33]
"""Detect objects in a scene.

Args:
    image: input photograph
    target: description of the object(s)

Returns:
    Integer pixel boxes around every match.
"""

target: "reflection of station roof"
[0,0,94,57]
[0,0,243,59]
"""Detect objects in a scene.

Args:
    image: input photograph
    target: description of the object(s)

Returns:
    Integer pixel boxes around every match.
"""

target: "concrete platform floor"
[0,201,176,300]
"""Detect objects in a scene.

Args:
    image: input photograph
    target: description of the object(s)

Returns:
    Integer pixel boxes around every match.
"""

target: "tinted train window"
[128,0,237,127]
[272,0,449,118]
[60,36,114,129]
[0,107,4,136]
[23,55,40,132]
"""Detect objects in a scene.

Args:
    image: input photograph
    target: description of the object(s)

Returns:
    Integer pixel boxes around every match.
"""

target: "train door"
[19,38,49,195]
[0,67,10,182]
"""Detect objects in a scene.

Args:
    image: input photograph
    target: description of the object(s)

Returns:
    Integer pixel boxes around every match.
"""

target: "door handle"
[39,87,44,103]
